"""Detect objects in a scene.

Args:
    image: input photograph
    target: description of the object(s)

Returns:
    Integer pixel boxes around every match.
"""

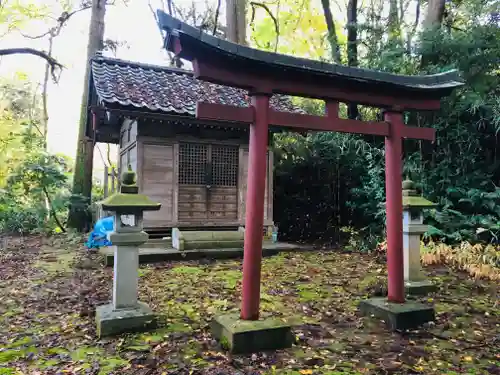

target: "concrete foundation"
[211,313,293,354]
[359,297,435,330]
[96,302,156,337]
[172,228,245,250]
[405,280,437,295]
[100,241,313,266]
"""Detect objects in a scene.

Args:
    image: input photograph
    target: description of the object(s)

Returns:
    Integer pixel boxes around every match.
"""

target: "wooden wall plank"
[172,143,179,223]
[129,144,137,172]
[267,151,274,223]
[238,147,246,223]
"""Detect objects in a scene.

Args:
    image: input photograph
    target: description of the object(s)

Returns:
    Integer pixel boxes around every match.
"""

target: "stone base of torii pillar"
[359,180,436,331]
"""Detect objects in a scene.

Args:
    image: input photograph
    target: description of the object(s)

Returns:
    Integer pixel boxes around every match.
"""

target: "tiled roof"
[91,56,303,116]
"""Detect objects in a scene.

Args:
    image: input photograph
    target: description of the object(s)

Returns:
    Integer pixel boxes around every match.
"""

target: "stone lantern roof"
[402,179,436,209]
[100,166,161,213]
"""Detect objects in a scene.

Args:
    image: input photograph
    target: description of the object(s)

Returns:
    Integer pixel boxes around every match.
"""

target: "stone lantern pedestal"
[402,180,437,296]
[95,167,161,337]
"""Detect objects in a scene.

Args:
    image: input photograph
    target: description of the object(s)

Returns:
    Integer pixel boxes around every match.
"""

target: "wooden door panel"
[178,202,207,211]
[179,210,209,221]
[209,203,238,211]
[142,143,175,227]
[177,143,240,223]
[178,185,207,221]
[178,143,209,221]
[208,186,238,220]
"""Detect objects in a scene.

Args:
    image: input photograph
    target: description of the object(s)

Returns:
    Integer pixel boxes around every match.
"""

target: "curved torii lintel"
[157,10,464,111]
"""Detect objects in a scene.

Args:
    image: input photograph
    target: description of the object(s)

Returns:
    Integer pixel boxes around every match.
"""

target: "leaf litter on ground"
[0,235,498,374]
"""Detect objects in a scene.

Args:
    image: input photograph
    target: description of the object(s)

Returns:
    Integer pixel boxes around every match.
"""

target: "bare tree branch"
[19,5,92,40]
[95,144,109,167]
[27,83,45,139]
[415,0,421,28]
[321,0,342,63]
[406,0,421,52]
[20,29,52,40]
[148,0,161,30]
[147,0,182,68]
[105,144,114,168]
[292,0,307,31]
[213,0,221,35]
[250,2,279,52]
[0,48,63,81]
[346,0,359,120]
[43,185,66,233]
[166,0,173,15]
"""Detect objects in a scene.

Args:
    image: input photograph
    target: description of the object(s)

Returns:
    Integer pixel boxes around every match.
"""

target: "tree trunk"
[346,0,359,120]
[67,0,106,231]
[226,0,247,45]
[41,34,54,223]
[388,0,401,44]
[406,0,421,52]
[421,0,445,68]
[320,0,341,64]
[423,0,446,30]
[41,34,54,149]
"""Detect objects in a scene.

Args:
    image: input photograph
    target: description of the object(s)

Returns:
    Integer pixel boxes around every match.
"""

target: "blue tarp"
[86,216,114,249]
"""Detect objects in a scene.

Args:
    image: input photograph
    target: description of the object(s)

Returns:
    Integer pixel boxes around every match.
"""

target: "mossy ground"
[0,235,498,374]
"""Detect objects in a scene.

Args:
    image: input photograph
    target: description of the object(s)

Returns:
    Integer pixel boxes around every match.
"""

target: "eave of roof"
[157,10,464,97]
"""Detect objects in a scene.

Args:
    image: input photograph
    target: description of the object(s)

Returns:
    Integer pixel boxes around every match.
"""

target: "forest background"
[0,0,499,260]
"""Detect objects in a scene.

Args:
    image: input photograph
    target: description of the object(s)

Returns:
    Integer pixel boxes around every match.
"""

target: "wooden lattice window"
[179,143,208,185]
[212,145,238,186]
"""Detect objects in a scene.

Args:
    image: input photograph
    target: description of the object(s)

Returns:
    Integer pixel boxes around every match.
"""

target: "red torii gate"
[158,12,463,321]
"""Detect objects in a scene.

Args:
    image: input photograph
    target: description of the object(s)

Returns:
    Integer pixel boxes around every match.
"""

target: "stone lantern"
[95,166,161,337]
[402,179,437,295]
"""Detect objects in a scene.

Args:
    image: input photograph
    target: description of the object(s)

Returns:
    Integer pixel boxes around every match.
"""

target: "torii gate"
[157,12,463,329]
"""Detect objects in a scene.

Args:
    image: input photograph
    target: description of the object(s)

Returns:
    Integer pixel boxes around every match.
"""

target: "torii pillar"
[241,94,270,320]
[384,110,405,303]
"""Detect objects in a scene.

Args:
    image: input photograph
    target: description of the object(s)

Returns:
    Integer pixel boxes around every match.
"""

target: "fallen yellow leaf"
[300,370,313,375]
[463,356,473,362]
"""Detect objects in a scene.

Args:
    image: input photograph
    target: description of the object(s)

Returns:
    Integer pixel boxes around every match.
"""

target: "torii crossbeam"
[157,11,464,323]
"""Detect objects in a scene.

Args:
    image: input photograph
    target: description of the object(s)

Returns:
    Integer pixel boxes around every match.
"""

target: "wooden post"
[104,165,109,198]
[384,111,405,303]
[111,167,116,193]
[241,94,269,320]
